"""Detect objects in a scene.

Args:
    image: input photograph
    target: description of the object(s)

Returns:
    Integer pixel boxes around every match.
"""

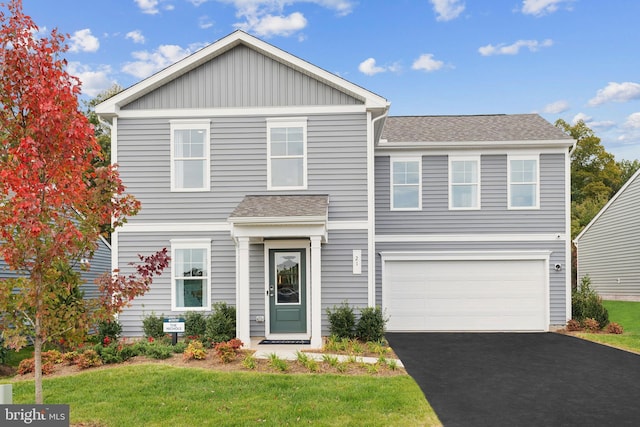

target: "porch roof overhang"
[228,195,329,243]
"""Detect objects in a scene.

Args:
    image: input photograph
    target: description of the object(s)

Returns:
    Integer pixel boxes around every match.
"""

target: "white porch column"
[236,237,251,346]
[310,235,322,348]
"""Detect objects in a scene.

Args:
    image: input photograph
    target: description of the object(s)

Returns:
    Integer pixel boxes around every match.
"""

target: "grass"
[3,364,440,426]
[576,300,640,353]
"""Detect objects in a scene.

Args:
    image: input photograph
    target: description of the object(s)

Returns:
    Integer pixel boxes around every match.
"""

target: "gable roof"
[574,167,640,243]
[380,114,574,147]
[96,30,389,118]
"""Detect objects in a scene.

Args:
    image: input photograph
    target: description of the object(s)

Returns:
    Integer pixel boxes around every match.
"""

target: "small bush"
[582,317,600,332]
[99,344,123,364]
[17,358,35,375]
[572,276,609,327]
[183,340,207,361]
[145,343,173,360]
[242,354,257,370]
[566,318,582,331]
[184,312,207,338]
[267,353,288,372]
[326,301,356,339]
[42,350,64,365]
[0,337,8,365]
[97,319,122,344]
[214,338,243,363]
[63,351,78,365]
[606,322,624,334]
[205,302,236,344]
[142,313,166,339]
[76,349,103,369]
[356,306,387,342]
[172,342,187,353]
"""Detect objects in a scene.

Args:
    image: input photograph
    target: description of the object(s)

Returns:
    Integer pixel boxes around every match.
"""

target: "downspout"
[368,106,390,307]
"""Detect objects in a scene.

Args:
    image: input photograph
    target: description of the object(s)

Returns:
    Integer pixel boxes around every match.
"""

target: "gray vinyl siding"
[117,231,236,336]
[122,45,361,110]
[577,174,640,298]
[375,240,567,325]
[375,153,566,234]
[117,113,368,223]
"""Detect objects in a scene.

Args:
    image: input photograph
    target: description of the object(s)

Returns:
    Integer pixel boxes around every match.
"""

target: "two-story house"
[96,31,574,347]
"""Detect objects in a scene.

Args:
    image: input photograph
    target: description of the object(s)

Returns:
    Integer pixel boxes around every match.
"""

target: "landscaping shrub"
[572,276,609,327]
[566,318,582,331]
[0,336,8,365]
[99,344,124,364]
[144,343,173,360]
[97,319,122,345]
[326,301,356,339]
[214,338,243,363]
[17,358,56,376]
[582,317,600,332]
[205,302,236,344]
[356,306,387,342]
[184,311,207,338]
[76,349,103,369]
[183,340,207,361]
[606,322,624,334]
[142,313,166,339]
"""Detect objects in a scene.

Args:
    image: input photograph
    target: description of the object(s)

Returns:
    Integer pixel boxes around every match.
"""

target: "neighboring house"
[95,31,574,347]
[574,168,640,300]
[0,236,112,300]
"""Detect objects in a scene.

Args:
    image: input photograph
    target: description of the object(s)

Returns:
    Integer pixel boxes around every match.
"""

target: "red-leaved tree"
[0,0,167,403]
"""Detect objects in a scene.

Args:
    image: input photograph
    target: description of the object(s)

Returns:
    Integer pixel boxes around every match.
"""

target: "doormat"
[258,339,311,345]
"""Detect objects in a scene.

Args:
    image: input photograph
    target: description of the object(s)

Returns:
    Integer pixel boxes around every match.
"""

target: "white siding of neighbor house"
[576,173,640,299]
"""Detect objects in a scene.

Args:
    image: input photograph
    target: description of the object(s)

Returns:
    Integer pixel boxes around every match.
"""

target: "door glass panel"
[275,252,300,304]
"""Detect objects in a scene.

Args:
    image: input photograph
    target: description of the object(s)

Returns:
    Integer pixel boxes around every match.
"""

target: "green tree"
[84,84,123,167]
[616,159,640,191]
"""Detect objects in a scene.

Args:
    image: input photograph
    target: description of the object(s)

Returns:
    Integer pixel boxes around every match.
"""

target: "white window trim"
[171,239,212,312]
[508,154,540,210]
[170,119,211,192]
[448,155,481,210]
[390,156,422,211]
[266,117,308,191]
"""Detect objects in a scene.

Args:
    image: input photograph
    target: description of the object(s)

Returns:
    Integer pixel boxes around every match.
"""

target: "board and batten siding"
[116,113,368,224]
[375,153,566,234]
[122,44,361,110]
[375,240,567,326]
[577,174,640,298]
[117,231,236,336]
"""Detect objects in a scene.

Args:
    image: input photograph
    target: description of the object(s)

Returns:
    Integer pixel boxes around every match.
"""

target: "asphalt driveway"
[386,332,640,427]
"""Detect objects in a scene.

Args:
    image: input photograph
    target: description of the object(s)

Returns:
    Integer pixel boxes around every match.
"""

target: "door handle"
[268,285,274,297]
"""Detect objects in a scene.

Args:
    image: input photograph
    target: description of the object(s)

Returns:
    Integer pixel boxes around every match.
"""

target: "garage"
[382,252,549,332]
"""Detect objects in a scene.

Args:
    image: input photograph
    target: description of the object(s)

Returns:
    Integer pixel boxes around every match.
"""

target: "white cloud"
[358,58,386,76]
[430,0,465,21]
[67,62,114,97]
[572,112,592,124]
[478,39,553,56]
[625,112,640,129]
[411,54,444,72]
[122,44,205,79]
[69,29,100,53]
[199,16,214,29]
[543,100,569,114]
[521,0,573,16]
[134,0,160,14]
[588,82,640,106]
[237,12,307,38]
[125,30,146,44]
[571,112,616,129]
[189,0,210,5]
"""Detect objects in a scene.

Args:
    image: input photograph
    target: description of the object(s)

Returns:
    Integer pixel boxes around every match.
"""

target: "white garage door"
[383,258,547,331]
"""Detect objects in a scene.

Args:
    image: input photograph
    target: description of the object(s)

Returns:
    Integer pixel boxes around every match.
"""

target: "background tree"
[84,83,123,167]
[0,0,165,403]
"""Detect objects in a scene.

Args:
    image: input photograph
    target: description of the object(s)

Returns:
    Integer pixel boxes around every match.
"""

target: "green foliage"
[572,276,609,327]
[184,311,207,338]
[356,306,388,343]
[326,301,356,339]
[0,336,8,365]
[144,342,173,360]
[205,302,236,343]
[142,313,166,339]
[267,353,288,372]
[97,319,122,344]
[98,344,124,364]
[241,354,257,370]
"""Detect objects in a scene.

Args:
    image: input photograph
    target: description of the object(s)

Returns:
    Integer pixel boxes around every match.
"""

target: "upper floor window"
[170,120,211,191]
[509,156,539,209]
[391,157,422,210]
[449,156,480,209]
[171,239,211,311]
[267,118,307,190]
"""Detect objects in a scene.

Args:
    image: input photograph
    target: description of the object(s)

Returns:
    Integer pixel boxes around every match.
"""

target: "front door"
[269,248,307,334]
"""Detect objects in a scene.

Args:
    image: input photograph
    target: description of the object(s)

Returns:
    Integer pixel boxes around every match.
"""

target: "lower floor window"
[171,240,211,310]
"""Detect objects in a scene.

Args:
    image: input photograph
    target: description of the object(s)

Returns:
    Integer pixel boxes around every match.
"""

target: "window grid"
[450,158,480,209]
[391,159,421,210]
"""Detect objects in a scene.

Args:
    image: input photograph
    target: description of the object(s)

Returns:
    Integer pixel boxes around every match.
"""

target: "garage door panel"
[384,258,547,332]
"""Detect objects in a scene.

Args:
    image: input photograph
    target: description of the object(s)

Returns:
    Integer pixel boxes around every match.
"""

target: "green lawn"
[4,364,441,426]
[576,300,640,353]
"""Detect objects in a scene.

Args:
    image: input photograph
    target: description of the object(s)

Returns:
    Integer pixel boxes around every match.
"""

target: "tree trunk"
[34,316,43,404]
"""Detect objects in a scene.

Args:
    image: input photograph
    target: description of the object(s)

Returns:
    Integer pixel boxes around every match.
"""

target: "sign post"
[163,317,185,345]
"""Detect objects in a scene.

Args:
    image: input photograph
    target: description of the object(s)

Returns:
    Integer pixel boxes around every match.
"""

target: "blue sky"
[21,0,640,161]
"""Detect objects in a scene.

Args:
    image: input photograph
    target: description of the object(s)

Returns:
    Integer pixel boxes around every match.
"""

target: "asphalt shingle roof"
[381,114,573,143]
[229,195,329,219]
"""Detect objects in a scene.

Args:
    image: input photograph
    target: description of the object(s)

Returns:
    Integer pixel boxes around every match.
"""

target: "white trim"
[376,139,574,151]
[170,239,212,312]
[449,155,481,210]
[236,237,251,345]
[118,222,231,233]
[327,220,369,230]
[111,117,118,165]
[508,154,540,210]
[376,233,566,243]
[565,149,572,322]
[264,240,312,340]
[103,105,366,119]
[111,230,119,278]
[390,156,422,211]
[575,167,640,242]
[266,118,307,191]
[380,250,552,262]
[170,120,211,192]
